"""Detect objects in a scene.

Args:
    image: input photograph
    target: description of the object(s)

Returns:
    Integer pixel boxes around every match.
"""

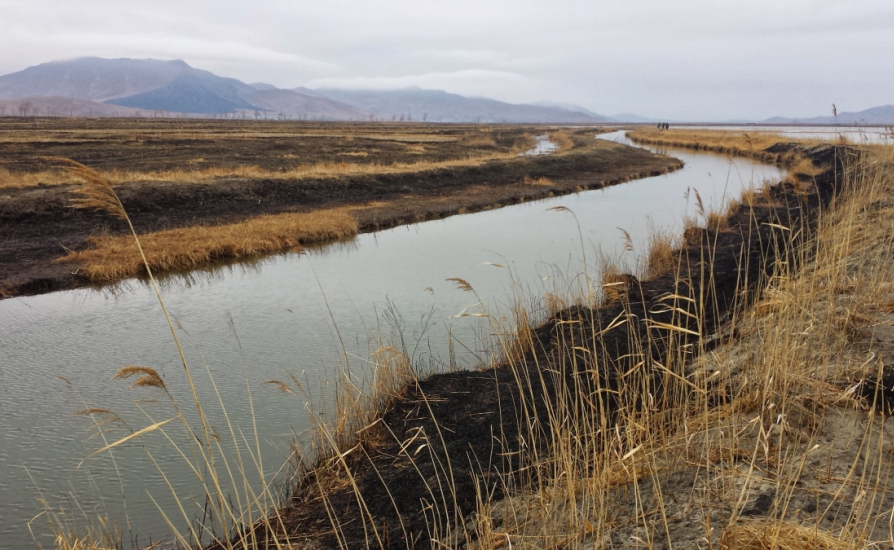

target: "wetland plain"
[5,121,894,550]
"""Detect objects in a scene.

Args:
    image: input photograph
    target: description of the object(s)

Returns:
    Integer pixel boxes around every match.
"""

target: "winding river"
[0,131,784,548]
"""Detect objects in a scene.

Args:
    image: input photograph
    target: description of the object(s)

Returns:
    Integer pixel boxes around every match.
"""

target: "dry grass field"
[0,119,682,298]
[0,119,531,189]
[59,207,359,281]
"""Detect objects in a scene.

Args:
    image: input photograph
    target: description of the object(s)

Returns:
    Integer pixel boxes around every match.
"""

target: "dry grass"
[706,209,730,232]
[600,264,640,304]
[549,130,575,152]
[460,144,892,549]
[523,176,557,186]
[431,143,894,550]
[628,128,826,159]
[59,208,358,282]
[0,123,543,189]
[0,166,69,187]
[719,521,863,550]
[275,345,418,473]
[40,157,326,550]
[0,153,524,189]
[789,155,826,176]
[0,129,463,145]
[641,223,679,280]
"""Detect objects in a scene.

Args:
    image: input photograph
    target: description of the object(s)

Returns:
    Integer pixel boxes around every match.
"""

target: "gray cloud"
[0,0,890,120]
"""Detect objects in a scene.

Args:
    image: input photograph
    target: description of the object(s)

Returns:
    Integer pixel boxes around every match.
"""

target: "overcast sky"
[1,0,891,121]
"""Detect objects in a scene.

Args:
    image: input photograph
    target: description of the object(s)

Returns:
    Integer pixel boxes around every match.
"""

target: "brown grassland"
[0,128,582,189]
[59,207,359,282]
[0,119,528,189]
[0,155,528,189]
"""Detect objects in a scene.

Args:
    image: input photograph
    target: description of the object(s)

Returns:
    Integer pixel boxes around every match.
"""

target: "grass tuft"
[58,208,358,282]
[720,521,862,550]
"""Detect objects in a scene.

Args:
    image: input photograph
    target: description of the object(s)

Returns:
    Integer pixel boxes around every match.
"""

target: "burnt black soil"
[0,119,533,172]
[236,143,852,549]
[0,123,680,298]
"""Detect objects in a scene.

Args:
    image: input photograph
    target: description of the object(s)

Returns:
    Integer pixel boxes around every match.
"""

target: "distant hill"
[248,82,279,91]
[302,87,611,123]
[765,105,894,125]
[0,58,369,119]
[0,58,614,122]
[533,101,610,120]
[0,58,190,101]
[242,89,369,119]
[106,69,258,114]
[0,96,159,117]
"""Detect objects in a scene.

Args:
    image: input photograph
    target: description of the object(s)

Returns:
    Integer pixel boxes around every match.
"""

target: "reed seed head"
[44,157,127,219]
[111,365,166,391]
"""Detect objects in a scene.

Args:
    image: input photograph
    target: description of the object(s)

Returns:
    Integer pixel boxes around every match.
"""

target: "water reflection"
[520,134,559,155]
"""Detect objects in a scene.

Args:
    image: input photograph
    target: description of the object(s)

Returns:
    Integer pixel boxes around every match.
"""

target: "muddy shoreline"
[238,142,850,549]
[1,132,680,299]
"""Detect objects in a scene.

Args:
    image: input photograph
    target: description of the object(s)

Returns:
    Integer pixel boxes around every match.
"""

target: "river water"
[520,134,560,155]
[0,131,784,548]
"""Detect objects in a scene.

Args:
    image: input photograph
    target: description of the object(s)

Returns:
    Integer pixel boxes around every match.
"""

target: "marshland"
[4,120,894,550]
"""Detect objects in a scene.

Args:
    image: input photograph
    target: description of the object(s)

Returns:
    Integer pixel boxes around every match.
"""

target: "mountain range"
[0,57,611,122]
[5,58,888,124]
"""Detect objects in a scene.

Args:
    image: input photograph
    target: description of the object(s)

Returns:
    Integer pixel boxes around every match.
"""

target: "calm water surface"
[0,131,784,548]
[520,134,560,155]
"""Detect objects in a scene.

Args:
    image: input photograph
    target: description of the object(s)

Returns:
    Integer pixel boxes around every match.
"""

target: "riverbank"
[215,135,883,549]
[0,125,681,298]
[627,127,831,167]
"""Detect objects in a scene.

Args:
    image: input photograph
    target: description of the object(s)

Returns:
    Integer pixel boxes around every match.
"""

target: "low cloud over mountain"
[301,88,611,123]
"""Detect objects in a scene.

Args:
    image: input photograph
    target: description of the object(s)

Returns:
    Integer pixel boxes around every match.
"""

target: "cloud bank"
[1,0,891,120]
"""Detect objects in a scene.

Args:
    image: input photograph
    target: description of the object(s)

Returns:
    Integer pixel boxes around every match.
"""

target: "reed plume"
[44,156,127,219]
[445,277,474,292]
[111,366,167,391]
